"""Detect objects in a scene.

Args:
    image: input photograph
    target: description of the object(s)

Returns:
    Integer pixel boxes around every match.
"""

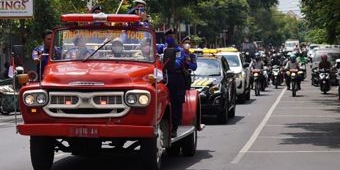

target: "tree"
[301,0,340,44]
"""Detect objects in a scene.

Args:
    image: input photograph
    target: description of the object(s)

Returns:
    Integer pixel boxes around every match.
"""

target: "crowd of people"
[246,42,340,93]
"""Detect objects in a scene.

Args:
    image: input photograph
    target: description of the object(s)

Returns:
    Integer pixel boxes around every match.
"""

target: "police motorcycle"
[319,68,331,94]
[271,65,283,89]
[286,68,303,97]
[252,68,266,96]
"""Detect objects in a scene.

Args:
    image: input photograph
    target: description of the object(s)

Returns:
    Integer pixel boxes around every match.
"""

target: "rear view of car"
[216,52,251,103]
[191,56,236,124]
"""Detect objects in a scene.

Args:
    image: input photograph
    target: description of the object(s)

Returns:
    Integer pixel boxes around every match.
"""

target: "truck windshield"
[51,28,154,62]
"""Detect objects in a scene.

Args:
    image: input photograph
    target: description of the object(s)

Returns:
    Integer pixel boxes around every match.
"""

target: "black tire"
[30,136,55,170]
[217,99,229,124]
[166,143,180,156]
[181,130,197,157]
[237,94,246,104]
[292,82,296,97]
[0,106,10,115]
[140,127,163,170]
[246,89,251,100]
[228,92,236,118]
[255,81,260,96]
[274,79,278,89]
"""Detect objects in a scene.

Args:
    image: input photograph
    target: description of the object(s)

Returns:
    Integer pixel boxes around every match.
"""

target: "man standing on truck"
[158,28,186,137]
[127,0,149,27]
[32,29,60,81]
[180,36,197,90]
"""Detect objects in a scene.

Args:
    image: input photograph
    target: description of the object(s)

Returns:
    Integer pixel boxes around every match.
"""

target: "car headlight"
[209,85,220,95]
[125,90,151,107]
[23,90,48,106]
[235,71,245,79]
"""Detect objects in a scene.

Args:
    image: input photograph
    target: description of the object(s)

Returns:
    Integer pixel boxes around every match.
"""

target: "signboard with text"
[0,0,33,19]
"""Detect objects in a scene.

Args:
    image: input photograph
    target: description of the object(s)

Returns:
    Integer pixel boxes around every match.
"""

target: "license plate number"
[70,127,99,137]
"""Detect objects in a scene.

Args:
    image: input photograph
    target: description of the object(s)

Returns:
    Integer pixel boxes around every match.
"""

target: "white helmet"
[336,59,340,63]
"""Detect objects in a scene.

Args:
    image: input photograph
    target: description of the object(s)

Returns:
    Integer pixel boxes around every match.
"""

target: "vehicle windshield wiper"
[83,38,112,62]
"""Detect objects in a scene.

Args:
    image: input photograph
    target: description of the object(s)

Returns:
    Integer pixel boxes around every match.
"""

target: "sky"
[277,0,302,17]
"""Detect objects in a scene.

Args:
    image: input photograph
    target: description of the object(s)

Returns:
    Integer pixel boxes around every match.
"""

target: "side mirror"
[243,62,250,68]
[225,70,235,79]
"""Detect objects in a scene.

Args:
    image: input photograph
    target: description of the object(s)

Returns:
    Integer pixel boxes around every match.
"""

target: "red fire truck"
[16,13,203,170]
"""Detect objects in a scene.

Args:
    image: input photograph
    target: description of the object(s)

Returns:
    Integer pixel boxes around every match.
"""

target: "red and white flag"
[8,56,15,78]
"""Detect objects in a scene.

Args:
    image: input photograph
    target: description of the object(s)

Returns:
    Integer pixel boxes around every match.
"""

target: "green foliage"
[2,0,327,59]
[301,0,340,43]
[304,29,327,44]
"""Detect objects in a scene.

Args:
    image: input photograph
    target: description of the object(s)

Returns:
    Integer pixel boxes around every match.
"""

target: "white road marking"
[258,136,340,139]
[271,115,340,118]
[231,87,286,164]
[247,150,340,153]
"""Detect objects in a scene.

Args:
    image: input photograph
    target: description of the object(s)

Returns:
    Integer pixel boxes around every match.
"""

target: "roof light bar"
[61,13,141,23]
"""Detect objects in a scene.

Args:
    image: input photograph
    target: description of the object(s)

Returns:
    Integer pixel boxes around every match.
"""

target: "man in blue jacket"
[158,28,186,137]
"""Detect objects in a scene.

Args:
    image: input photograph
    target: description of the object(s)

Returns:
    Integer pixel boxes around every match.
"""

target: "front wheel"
[292,81,297,97]
[30,136,55,170]
[140,126,164,170]
[181,129,197,157]
[338,86,340,100]
[255,81,260,96]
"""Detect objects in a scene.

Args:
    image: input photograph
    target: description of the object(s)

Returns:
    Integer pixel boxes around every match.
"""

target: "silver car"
[216,51,252,103]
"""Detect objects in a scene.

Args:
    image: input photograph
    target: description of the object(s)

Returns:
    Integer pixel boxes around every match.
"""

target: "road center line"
[231,87,286,164]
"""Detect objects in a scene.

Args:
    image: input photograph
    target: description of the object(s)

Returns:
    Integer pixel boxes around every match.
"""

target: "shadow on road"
[202,115,244,125]
[280,122,340,149]
[52,149,214,170]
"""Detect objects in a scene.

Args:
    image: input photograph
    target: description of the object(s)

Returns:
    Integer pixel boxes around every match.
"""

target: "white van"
[284,40,299,52]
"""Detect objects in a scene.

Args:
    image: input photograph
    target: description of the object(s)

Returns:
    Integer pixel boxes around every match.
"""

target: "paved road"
[1,71,340,170]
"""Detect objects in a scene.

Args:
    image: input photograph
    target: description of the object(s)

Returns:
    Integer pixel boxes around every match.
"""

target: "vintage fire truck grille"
[44,91,130,118]
[93,96,123,105]
[51,95,79,105]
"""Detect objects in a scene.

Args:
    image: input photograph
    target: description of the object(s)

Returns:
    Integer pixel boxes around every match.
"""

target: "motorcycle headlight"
[254,73,259,77]
[125,90,151,107]
[23,90,48,106]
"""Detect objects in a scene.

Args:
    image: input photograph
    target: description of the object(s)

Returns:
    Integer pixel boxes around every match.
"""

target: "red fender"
[182,89,200,127]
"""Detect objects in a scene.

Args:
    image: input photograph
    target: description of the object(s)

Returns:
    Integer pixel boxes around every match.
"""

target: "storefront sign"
[0,0,33,19]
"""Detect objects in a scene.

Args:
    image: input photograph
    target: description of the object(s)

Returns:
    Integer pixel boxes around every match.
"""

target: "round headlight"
[138,94,149,105]
[25,94,35,105]
[36,94,47,104]
[126,94,137,104]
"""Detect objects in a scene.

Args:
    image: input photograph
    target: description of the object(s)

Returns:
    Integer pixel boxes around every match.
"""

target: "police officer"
[127,0,149,27]
[91,5,103,13]
[180,36,197,89]
[158,28,186,137]
[285,54,301,90]
[32,29,60,81]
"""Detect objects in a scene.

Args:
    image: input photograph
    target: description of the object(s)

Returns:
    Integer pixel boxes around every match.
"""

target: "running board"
[171,125,195,143]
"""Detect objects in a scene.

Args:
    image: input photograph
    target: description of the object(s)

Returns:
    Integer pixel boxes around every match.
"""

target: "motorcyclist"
[270,53,281,66]
[252,52,267,90]
[333,59,340,70]
[284,54,301,90]
[318,54,332,70]
[270,53,283,84]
